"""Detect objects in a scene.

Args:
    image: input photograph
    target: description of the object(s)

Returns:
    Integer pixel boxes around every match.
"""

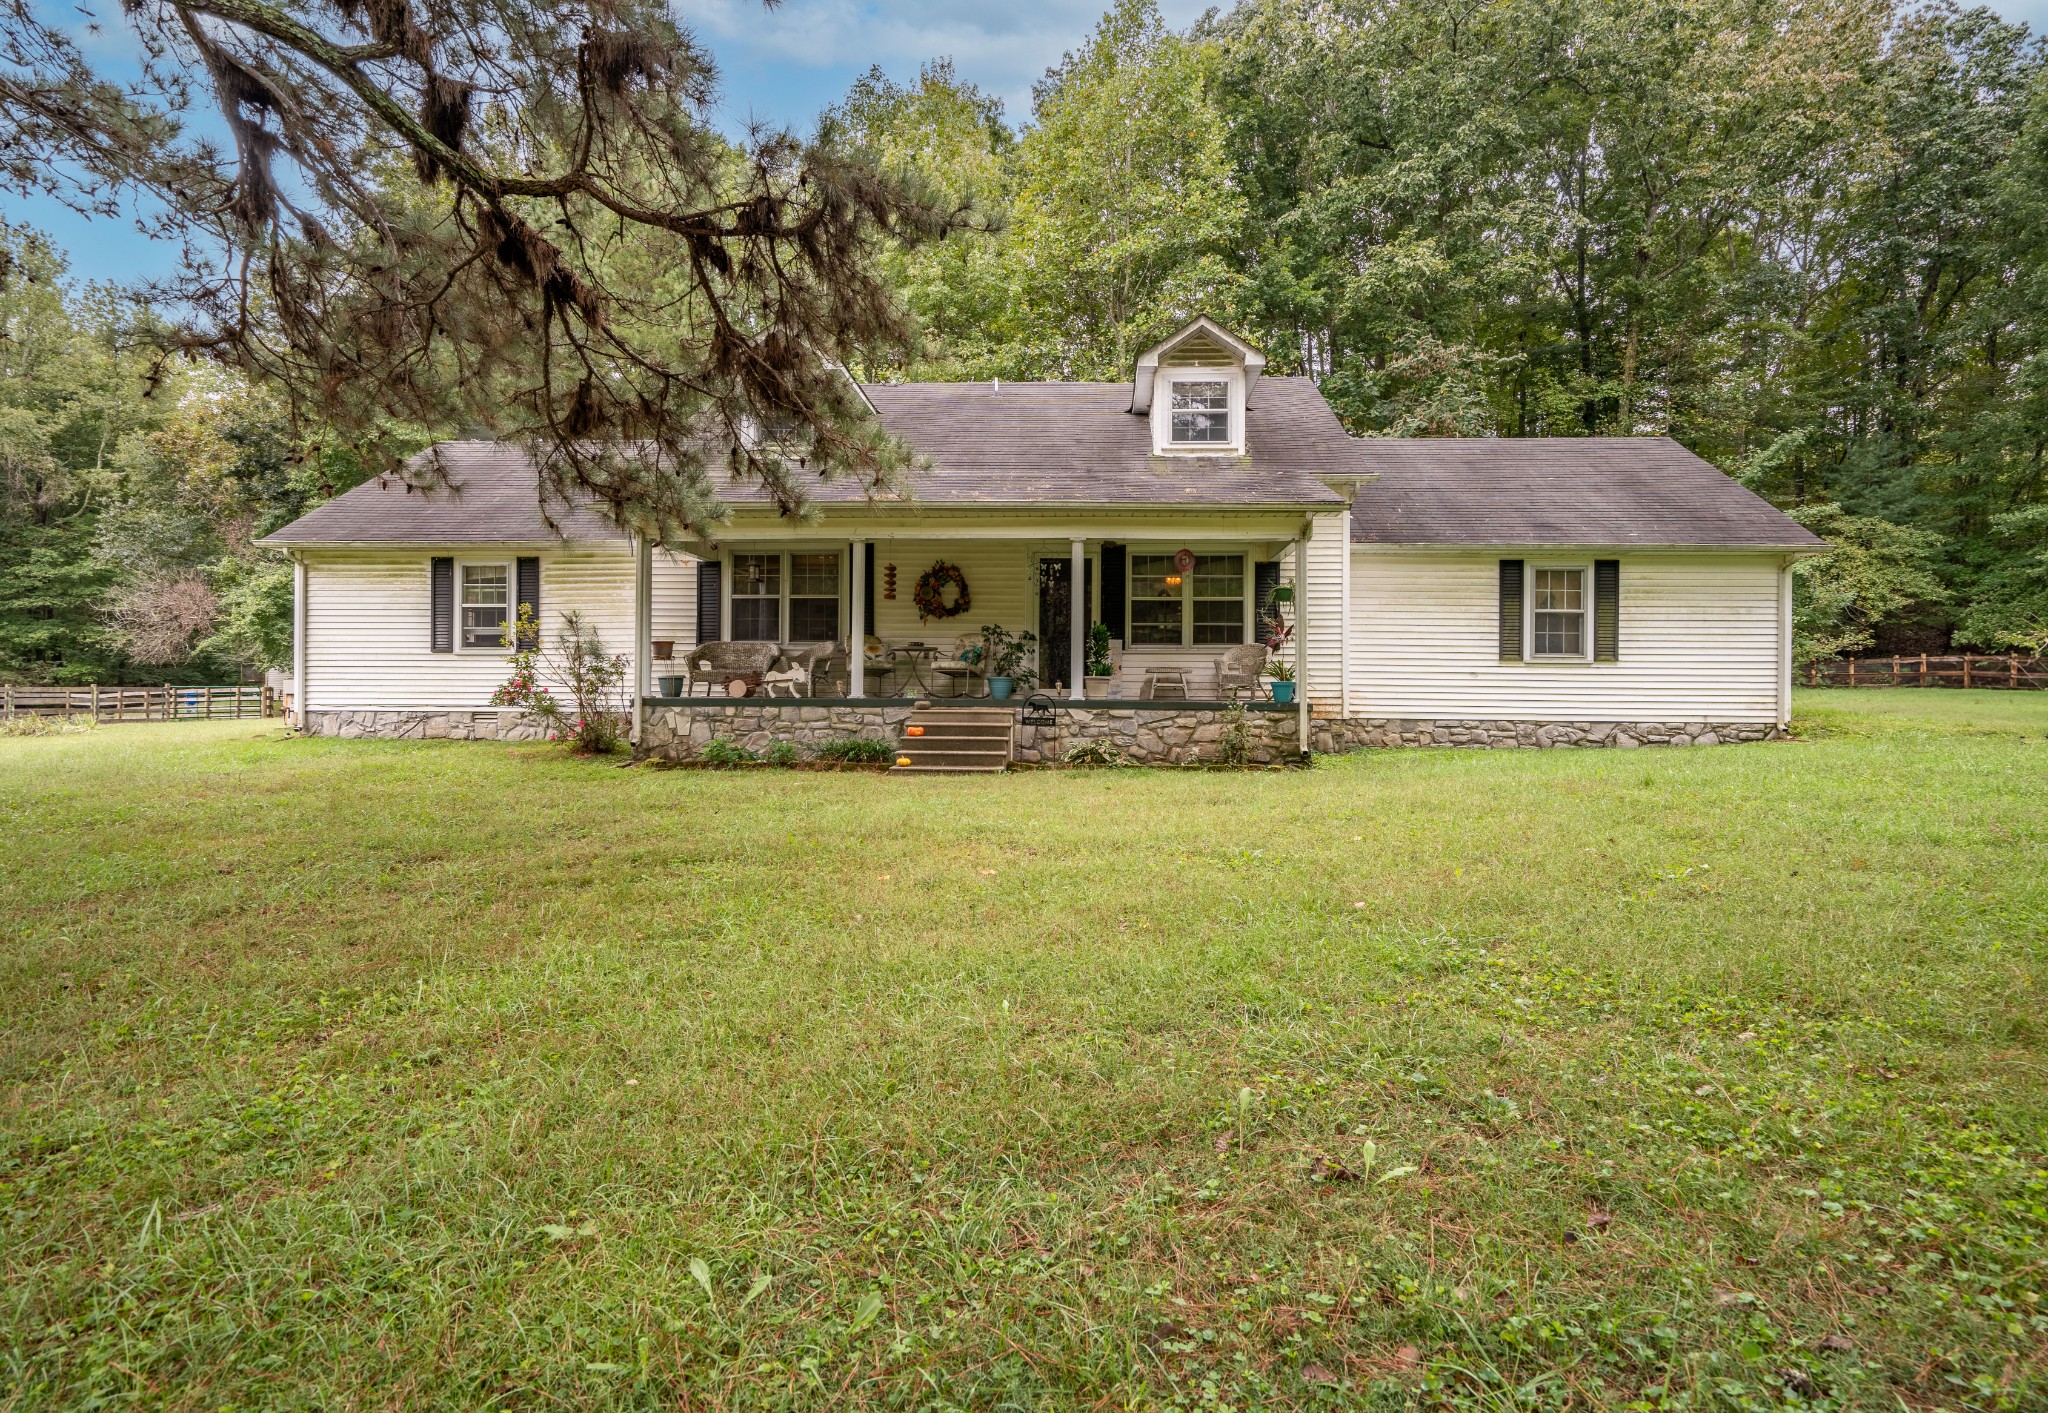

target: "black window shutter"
[430,556,454,653]
[1498,559,1525,662]
[695,560,722,645]
[863,544,876,640]
[515,556,540,649]
[1594,559,1620,662]
[1253,560,1282,639]
[1100,542,1126,637]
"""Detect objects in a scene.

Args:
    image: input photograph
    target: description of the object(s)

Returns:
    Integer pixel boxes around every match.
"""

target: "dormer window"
[1170,380,1230,444]
[1131,316,1265,456]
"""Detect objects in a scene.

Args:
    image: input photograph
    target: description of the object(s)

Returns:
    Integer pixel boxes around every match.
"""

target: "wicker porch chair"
[762,641,842,697]
[685,641,780,697]
[1214,644,1269,701]
[930,634,987,699]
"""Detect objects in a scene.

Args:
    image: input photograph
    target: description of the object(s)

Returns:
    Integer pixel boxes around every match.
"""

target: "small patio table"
[887,644,943,696]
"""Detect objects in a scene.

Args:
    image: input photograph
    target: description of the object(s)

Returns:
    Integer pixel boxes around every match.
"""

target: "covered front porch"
[630,517,1320,703]
[625,513,1329,761]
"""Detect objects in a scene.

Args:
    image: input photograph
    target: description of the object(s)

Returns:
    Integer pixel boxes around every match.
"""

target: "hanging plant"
[913,561,971,622]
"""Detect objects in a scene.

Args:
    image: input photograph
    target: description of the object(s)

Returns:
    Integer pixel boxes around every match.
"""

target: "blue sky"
[5,0,2043,285]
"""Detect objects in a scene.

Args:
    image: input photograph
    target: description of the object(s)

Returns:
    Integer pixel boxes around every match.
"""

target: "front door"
[1037,558,1093,690]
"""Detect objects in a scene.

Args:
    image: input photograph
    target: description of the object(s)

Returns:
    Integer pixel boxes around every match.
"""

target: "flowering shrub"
[492,605,630,753]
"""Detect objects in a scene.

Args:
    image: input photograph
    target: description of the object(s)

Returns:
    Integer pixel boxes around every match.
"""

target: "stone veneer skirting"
[637,702,915,760]
[300,708,552,741]
[301,706,1780,758]
[632,702,1781,765]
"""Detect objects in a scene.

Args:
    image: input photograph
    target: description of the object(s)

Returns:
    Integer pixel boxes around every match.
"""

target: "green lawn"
[2,691,2043,1411]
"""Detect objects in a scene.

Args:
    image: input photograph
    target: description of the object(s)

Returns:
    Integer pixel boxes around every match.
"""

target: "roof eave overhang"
[1349,539,1829,556]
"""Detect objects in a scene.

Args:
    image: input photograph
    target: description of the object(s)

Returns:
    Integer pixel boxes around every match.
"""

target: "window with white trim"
[788,552,841,642]
[731,553,781,641]
[1192,555,1247,644]
[1129,553,1246,646]
[459,563,509,649]
[729,550,842,643]
[1169,380,1230,444]
[1529,566,1587,659]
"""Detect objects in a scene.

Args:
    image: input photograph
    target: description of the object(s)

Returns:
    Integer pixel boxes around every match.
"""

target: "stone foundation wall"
[1016,707,1301,765]
[1317,718,1783,751]
[313,703,1784,760]
[300,708,552,741]
[637,703,912,761]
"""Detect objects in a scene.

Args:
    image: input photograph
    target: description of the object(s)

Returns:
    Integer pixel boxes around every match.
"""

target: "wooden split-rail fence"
[1,683,275,723]
[1805,654,2046,690]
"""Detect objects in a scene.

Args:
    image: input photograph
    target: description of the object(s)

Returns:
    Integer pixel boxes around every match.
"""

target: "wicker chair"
[930,633,987,699]
[762,641,843,697]
[685,641,780,697]
[1214,643,1269,701]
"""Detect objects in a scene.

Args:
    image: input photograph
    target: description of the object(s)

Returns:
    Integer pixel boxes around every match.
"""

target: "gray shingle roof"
[257,442,625,546]
[838,377,1352,506]
[1349,437,1824,550]
[259,396,1818,552]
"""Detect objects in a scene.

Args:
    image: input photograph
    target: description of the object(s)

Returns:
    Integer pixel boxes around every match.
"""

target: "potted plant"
[979,625,1039,701]
[1266,660,1297,705]
[1084,623,1116,699]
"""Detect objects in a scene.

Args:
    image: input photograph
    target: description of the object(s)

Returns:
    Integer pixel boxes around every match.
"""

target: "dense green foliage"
[1,694,2042,1407]
[0,227,388,684]
[839,0,2048,655]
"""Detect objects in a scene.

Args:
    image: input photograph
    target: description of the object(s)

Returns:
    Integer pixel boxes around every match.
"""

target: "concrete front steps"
[889,703,1014,774]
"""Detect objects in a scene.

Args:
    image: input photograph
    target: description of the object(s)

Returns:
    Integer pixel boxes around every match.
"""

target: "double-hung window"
[1169,380,1230,444]
[730,551,842,643]
[459,563,509,649]
[1129,554,1185,645]
[1529,567,1587,659]
[731,553,782,641]
[1129,553,1247,647]
[1191,555,1247,644]
[788,553,841,642]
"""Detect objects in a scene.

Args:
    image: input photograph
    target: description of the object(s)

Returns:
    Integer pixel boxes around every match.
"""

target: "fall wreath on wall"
[913,561,972,622]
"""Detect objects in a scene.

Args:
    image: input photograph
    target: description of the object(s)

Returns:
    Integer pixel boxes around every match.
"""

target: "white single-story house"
[259,319,1824,767]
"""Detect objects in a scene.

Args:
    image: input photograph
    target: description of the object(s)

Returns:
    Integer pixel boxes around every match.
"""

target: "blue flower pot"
[988,677,1015,701]
[1271,681,1296,704]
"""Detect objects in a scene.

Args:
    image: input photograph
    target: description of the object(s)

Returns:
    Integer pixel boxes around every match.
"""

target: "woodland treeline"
[1,0,2043,681]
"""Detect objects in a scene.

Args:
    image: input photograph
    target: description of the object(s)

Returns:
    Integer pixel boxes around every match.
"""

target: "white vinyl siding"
[301,545,635,712]
[1347,550,1786,722]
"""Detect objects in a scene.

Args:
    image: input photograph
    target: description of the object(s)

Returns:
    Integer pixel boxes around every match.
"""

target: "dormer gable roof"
[1130,316,1267,413]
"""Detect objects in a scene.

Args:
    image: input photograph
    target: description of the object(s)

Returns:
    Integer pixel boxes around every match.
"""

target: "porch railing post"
[1069,538,1085,701]
[849,539,866,698]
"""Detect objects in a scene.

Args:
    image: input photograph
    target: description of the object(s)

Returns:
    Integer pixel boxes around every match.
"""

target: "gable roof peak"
[1131,316,1267,413]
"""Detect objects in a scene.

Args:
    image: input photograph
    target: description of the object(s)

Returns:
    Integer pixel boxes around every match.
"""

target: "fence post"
[1963,655,1973,689]
[3,683,10,721]
[2012,656,2019,690]
[1847,658,1856,688]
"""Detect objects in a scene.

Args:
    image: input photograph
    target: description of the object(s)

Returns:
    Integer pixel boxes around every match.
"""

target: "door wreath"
[913,561,971,622]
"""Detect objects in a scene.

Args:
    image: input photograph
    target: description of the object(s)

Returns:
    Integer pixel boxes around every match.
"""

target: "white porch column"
[1069,538,1086,700]
[1295,522,1311,755]
[291,553,307,729]
[1779,559,1794,728]
[849,539,867,698]
[631,535,651,746]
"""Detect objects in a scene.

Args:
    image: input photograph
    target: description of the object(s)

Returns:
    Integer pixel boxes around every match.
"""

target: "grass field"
[1,690,2044,1410]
